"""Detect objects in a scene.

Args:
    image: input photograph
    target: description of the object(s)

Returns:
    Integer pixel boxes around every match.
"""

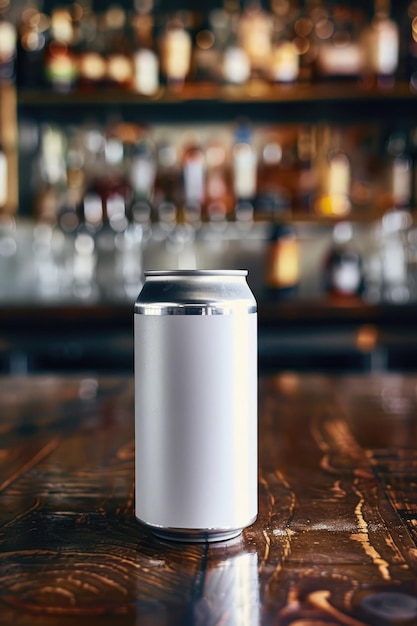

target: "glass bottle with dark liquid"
[322,221,364,300]
[264,220,300,299]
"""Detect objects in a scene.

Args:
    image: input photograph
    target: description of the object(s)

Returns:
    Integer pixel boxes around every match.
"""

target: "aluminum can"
[134,269,258,542]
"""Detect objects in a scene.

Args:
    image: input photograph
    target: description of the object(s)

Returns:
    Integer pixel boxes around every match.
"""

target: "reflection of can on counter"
[134,269,258,542]
[191,543,260,624]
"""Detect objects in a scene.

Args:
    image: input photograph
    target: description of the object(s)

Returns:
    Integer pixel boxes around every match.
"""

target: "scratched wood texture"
[0,374,417,626]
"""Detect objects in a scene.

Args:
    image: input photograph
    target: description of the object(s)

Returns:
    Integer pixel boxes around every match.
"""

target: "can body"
[134,269,258,542]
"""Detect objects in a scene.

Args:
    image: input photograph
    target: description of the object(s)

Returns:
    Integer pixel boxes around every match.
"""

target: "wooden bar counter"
[1,373,417,625]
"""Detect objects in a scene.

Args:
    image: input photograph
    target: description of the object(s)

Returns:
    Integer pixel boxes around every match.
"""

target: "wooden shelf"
[2,299,417,374]
[17,81,417,106]
[1,298,417,330]
[16,81,417,124]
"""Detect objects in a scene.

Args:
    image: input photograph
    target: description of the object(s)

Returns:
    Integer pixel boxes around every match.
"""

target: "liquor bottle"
[76,4,107,91]
[380,209,411,303]
[72,207,98,301]
[361,0,399,88]
[269,0,300,84]
[103,132,132,227]
[103,5,134,90]
[361,221,383,302]
[322,221,364,300]
[314,126,352,217]
[238,0,272,81]
[131,7,159,96]
[295,124,317,213]
[232,122,257,221]
[182,135,205,227]
[386,130,412,212]
[153,137,181,210]
[0,1,17,84]
[128,133,157,228]
[349,126,379,216]
[219,0,251,86]
[44,7,78,93]
[159,12,192,91]
[314,1,365,81]
[33,124,68,223]
[116,130,149,299]
[79,125,107,233]
[130,133,157,199]
[256,130,296,217]
[222,45,251,86]
[57,131,85,234]
[205,136,234,225]
[89,131,131,300]
[192,10,220,85]
[264,220,300,298]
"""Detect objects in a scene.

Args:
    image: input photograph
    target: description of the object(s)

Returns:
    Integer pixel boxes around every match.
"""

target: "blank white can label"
[134,311,258,536]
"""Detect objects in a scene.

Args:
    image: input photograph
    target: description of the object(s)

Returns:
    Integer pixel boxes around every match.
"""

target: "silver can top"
[134,269,257,315]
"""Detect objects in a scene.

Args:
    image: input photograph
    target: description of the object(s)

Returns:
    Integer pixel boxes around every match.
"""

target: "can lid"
[135,269,256,315]
[144,269,248,278]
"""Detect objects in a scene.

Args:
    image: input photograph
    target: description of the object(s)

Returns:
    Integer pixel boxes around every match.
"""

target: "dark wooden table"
[1,374,417,625]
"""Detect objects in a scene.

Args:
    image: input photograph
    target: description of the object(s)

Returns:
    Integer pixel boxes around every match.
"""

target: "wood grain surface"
[0,374,417,625]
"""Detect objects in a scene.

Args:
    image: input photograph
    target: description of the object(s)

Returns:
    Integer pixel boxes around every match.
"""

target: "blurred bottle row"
[0,0,416,93]
[1,207,417,306]
[9,118,417,226]
[265,212,417,305]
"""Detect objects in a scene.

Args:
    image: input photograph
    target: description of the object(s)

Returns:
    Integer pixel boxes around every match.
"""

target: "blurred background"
[1,0,417,375]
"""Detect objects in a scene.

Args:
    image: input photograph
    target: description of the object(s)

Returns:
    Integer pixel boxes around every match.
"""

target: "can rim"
[136,268,256,315]
[144,269,248,278]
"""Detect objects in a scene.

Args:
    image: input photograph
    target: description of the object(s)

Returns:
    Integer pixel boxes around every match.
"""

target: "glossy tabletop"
[1,373,417,625]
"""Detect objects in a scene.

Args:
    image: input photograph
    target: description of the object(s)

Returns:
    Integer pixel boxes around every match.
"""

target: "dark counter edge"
[1,298,417,331]
[2,299,417,374]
